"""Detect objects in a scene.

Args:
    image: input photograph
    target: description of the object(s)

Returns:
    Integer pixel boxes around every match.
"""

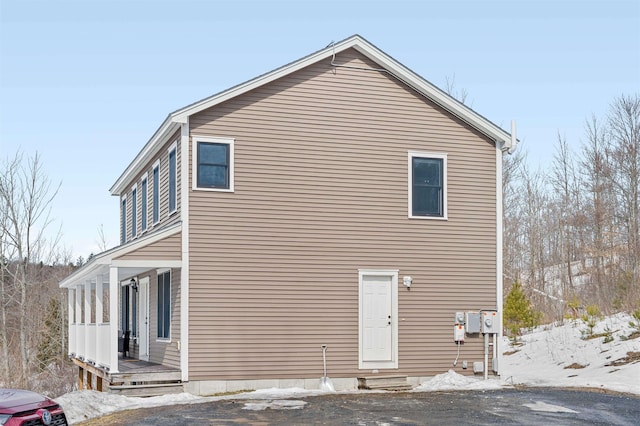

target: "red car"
[0,389,67,426]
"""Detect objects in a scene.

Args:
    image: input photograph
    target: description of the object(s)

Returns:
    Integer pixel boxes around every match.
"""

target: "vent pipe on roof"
[507,120,517,154]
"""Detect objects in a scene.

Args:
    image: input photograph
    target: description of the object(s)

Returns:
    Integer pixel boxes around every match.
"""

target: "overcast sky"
[1,0,639,260]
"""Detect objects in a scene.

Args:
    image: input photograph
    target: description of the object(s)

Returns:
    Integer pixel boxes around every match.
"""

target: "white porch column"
[109,266,119,373]
[96,274,103,324]
[84,280,91,360]
[68,287,75,356]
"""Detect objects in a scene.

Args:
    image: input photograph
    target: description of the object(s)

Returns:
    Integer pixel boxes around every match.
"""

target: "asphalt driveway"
[78,388,640,425]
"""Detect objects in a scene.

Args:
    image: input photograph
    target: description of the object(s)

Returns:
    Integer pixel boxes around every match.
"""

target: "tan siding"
[148,268,181,368]
[118,130,182,246]
[114,233,182,261]
[188,48,497,380]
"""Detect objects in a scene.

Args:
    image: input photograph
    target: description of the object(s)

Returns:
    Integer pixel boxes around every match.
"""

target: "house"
[59,34,514,396]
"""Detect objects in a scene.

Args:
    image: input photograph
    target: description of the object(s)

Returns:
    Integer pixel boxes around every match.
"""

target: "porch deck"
[73,356,183,397]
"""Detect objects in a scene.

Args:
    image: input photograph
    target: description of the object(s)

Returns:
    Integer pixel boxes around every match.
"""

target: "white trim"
[140,173,148,233]
[112,259,182,268]
[191,136,235,192]
[120,195,128,243]
[495,143,504,375]
[152,160,160,226]
[167,141,178,216]
[156,269,172,342]
[131,184,138,239]
[358,269,399,370]
[109,267,119,373]
[180,121,190,381]
[408,151,448,220]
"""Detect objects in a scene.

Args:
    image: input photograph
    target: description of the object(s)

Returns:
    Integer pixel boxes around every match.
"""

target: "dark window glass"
[131,188,137,238]
[152,166,159,223]
[121,286,130,332]
[131,288,137,337]
[121,198,127,243]
[169,148,176,212]
[141,179,147,231]
[412,157,443,217]
[197,142,229,189]
[157,271,170,339]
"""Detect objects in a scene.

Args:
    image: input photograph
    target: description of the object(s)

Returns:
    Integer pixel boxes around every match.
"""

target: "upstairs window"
[152,160,160,224]
[168,143,177,214]
[120,196,127,243]
[409,152,447,219]
[141,174,148,232]
[131,185,137,239]
[193,136,234,191]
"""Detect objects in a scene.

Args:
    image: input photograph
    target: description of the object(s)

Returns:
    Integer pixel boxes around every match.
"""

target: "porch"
[73,356,183,397]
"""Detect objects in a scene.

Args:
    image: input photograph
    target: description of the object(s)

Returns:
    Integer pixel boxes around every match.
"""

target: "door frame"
[358,269,399,370]
[138,276,150,361]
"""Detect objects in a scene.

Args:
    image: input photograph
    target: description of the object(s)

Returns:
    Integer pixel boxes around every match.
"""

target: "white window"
[192,136,235,192]
[141,174,148,233]
[157,269,171,340]
[131,184,137,239]
[408,151,447,220]
[120,195,127,243]
[152,160,160,224]
[168,142,177,215]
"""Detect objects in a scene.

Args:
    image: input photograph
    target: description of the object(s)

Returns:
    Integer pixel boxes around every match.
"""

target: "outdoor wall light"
[403,276,412,289]
[129,277,138,292]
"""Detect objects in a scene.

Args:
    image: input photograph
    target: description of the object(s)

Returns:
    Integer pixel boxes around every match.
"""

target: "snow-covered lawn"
[56,313,640,425]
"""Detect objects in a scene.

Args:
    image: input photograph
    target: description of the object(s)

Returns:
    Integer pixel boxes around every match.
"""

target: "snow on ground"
[55,313,640,425]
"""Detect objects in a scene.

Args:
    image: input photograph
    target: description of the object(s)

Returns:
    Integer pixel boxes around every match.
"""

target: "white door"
[138,277,150,361]
[359,270,398,369]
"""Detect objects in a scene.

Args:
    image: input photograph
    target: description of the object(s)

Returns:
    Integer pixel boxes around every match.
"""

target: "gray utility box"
[481,310,499,334]
[465,312,481,334]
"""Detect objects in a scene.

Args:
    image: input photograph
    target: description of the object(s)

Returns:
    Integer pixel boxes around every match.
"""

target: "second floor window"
[193,136,234,191]
[121,197,127,243]
[168,143,177,214]
[152,161,159,224]
[141,176,148,232]
[131,186,137,239]
[409,152,447,219]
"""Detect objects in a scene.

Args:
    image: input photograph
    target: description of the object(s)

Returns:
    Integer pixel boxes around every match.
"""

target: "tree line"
[504,93,640,320]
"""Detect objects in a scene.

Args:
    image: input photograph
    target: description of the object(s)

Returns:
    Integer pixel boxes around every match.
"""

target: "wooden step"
[357,375,412,391]
[109,382,184,397]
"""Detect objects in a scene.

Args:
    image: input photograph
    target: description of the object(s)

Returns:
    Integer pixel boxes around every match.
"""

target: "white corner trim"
[180,121,190,382]
[495,143,504,375]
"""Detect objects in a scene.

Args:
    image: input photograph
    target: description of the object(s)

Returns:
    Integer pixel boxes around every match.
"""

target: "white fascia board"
[110,119,181,196]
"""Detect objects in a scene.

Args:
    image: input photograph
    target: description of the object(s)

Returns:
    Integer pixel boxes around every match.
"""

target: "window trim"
[168,142,178,216]
[131,184,138,239]
[152,160,160,226]
[156,269,171,342]
[120,195,127,243]
[141,173,148,233]
[192,136,235,192]
[408,151,448,220]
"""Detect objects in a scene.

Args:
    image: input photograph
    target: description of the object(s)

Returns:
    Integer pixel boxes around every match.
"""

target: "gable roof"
[110,34,513,196]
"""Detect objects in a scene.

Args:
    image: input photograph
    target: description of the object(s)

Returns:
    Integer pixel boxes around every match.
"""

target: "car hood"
[0,389,53,414]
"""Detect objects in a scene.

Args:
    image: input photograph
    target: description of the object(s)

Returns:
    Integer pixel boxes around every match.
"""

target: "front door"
[359,270,398,369]
[138,277,150,361]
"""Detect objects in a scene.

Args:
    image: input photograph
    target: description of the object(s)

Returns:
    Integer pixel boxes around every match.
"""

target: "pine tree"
[504,280,540,342]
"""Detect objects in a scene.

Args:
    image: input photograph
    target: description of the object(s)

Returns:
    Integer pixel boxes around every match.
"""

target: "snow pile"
[55,391,204,424]
[414,369,502,391]
[500,312,640,394]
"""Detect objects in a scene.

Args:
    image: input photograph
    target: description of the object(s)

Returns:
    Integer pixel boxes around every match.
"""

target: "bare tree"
[0,151,61,386]
[604,94,640,307]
